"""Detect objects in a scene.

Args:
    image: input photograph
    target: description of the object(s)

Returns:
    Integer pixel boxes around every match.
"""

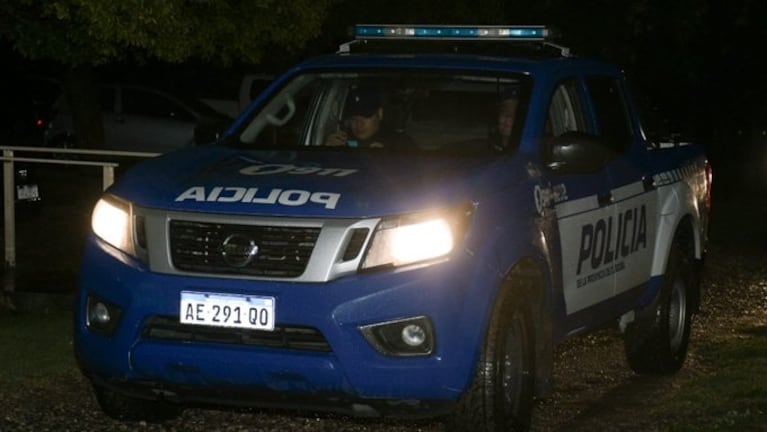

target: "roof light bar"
[354,25,549,41]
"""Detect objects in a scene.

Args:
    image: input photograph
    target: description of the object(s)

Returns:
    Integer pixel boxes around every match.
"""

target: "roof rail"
[338,24,570,57]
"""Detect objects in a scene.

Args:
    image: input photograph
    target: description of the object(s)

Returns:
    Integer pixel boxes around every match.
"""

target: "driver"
[325,87,409,148]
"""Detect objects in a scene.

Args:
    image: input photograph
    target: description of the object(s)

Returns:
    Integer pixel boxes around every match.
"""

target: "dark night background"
[2,0,767,193]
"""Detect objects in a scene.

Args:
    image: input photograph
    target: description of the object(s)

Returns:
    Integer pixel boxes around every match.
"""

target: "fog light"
[360,316,434,356]
[90,302,110,324]
[402,324,426,347]
[86,296,122,335]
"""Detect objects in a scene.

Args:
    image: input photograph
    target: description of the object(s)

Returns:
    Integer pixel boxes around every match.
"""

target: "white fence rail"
[1,146,158,280]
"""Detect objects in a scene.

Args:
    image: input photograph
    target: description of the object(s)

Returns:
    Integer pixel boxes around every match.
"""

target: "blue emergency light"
[354,25,549,41]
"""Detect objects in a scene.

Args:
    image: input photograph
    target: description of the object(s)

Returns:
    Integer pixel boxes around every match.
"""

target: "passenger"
[325,87,409,148]
[493,89,520,151]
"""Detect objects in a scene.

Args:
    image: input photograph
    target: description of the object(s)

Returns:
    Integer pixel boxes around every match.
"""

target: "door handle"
[598,193,613,207]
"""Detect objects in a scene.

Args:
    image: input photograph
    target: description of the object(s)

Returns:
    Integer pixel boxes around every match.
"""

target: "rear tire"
[93,384,181,422]
[447,291,535,432]
[624,238,694,374]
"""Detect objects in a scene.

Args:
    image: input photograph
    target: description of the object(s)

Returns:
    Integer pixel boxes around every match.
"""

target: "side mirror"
[546,131,614,174]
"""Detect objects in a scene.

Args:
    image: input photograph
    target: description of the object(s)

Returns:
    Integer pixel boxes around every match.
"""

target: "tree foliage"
[1,0,335,66]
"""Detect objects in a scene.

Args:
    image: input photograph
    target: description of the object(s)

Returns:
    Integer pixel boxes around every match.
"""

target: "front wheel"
[447,291,535,432]
[93,384,181,422]
[624,238,694,374]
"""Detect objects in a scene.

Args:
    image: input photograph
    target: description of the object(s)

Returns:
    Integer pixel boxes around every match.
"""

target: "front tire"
[447,291,535,432]
[624,237,694,374]
[93,384,181,422]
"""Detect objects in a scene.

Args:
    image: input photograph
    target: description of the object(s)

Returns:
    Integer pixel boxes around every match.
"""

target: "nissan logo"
[221,234,259,268]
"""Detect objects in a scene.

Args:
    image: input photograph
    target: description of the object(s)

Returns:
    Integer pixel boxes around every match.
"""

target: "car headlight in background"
[91,194,143,258]
[361,203,473,270]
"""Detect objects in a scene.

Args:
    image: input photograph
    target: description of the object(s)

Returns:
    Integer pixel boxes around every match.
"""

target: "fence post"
[3,149,16,294]
[103,165,114,190]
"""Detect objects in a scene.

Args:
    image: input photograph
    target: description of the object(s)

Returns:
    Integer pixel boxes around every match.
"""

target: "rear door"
[584,76,658,300]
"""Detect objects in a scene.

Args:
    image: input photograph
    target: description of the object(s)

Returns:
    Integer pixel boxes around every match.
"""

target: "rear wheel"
[447,292,535,432]
[93,384,181,422]
[624,238,694,374]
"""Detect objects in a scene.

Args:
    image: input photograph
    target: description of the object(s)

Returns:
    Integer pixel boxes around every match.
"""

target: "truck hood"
[110,147,507,218]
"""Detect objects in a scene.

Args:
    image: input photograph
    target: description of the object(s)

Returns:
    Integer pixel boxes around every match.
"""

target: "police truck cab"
[74,25,712,431]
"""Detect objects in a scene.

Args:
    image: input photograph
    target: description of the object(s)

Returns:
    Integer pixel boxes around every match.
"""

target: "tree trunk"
[63,65,104,149]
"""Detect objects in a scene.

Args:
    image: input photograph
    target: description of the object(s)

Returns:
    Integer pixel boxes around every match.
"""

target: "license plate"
[180,291,275,331]
[16,184,40,201]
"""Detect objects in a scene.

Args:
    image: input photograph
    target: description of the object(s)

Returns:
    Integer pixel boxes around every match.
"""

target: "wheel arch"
[652,210,700,312]
[651,182,705,277]
[673,215,700,311]
[498,256,554,398]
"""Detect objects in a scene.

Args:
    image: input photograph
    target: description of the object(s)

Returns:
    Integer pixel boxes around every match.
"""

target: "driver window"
[542,79,588,162]
[544,79,587,138]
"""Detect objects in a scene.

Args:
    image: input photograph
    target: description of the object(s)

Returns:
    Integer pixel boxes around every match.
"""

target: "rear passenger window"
[586,76,633,154]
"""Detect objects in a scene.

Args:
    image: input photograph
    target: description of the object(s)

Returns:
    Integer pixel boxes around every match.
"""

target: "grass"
[0,308,77,385]
[660,333,767,431]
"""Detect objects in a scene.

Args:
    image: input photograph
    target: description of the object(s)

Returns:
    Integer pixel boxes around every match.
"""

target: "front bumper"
[74,237,497,414]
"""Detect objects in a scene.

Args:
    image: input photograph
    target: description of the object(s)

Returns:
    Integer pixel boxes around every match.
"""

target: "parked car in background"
[2,75,60,147]
[197,73,274,118]
[45,83,231,153]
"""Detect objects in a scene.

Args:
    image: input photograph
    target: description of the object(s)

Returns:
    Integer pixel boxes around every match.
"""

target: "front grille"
[169,220,320,277]
[143,316,332,352]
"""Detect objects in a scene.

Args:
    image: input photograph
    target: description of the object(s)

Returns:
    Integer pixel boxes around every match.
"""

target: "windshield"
[231,70,530,154]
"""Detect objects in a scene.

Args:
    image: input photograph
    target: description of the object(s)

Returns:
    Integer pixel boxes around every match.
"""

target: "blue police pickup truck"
[74,25,712,431]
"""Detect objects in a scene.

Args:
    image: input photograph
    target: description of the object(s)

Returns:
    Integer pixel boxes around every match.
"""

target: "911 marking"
[239,163,358,177]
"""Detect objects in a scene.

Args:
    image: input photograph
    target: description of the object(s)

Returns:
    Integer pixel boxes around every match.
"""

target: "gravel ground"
[1,167,765,431]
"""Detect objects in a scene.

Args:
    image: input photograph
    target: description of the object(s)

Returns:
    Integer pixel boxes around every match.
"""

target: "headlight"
[361,204,473,269]
[91,194,140,257]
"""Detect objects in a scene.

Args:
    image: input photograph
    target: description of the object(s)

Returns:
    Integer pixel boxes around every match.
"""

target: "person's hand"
[325,131,348,146]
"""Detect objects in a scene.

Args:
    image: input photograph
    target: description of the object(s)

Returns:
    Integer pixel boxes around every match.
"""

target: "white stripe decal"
[611,180,645,202]
[556,195,600,219]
